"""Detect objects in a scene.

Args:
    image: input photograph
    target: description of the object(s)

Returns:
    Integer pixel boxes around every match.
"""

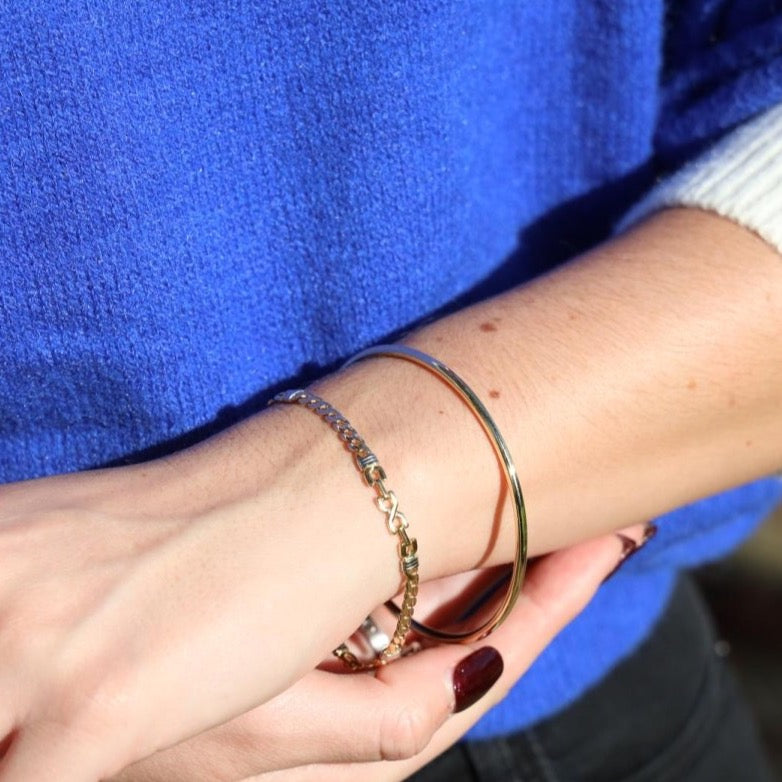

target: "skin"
[110,529,646,782]
[0,207,778,780]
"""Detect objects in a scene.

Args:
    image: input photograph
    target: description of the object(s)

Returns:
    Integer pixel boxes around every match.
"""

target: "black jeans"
[409,576,774,782]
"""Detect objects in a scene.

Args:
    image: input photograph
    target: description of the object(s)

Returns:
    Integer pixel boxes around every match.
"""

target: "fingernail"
[641,521,658,545]
[602,522,657,583]
[453,646,504,713]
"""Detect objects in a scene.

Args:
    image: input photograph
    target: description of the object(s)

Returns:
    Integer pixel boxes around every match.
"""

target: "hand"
[108,525,646,782]
[0,446,396,782]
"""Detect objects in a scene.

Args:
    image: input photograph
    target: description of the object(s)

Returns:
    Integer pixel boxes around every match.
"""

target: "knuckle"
[36,665,140,776]
[45,653,133,738]
[378,703,434,762]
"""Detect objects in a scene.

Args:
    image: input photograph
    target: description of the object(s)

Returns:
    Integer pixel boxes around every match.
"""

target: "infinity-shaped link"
[376,491,409,534]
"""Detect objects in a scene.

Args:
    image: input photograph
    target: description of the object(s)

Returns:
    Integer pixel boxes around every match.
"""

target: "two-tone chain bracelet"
[267,389,419,670]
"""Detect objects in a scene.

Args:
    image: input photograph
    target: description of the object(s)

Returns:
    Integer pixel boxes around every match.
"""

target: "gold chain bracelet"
[342,344,528,643]
[267,389,419,670]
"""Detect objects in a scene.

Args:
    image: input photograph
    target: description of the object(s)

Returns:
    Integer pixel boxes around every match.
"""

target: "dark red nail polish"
[617,533,637,558]
[602,522,658,583]
[453,646,504,713]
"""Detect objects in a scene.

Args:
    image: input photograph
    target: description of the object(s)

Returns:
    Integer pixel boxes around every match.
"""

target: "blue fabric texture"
[1,1,780,737]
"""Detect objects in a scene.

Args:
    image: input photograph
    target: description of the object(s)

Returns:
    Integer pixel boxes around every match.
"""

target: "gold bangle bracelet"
[342,344,528,644]
[267,389,419,670]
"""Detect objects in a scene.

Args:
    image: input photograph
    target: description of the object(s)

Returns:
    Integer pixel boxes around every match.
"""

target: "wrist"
[138,387,405,611]
[307,356,521,587]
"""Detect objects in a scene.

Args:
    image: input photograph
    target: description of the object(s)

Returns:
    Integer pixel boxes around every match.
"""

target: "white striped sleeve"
[617,102,782,253]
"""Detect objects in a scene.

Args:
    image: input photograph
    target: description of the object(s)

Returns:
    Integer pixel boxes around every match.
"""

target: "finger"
[252,523,655,774]
[0,675,137,782]
[240,643,504,773]
[122,526,650,782]
[112,640,500,782]
[378,523,650,780]
[517,522,651,628]
[251,525,648,782]
[0,718,107,782]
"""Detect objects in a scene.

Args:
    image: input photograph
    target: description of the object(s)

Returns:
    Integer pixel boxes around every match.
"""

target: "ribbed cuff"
[618,102,782,253]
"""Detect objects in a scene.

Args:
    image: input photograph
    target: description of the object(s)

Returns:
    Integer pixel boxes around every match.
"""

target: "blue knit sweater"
[2,2,781,738]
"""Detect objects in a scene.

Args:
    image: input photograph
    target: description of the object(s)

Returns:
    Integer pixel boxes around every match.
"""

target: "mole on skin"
[489,389,500,399]
[480,322,498,332]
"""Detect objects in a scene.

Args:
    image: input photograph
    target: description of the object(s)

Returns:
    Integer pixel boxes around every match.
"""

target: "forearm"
[6,206,777,734]
[388,206,782,560]
[292,207,780,593]
[110,207,782,608]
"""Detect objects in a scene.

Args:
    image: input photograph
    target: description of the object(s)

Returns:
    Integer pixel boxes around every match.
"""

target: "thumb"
[251,522,651,782]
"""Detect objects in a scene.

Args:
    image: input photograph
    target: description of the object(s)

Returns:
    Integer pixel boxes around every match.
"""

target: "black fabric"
[409,576,774,782]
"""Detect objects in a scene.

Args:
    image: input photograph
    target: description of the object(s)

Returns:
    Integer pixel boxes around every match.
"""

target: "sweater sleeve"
[655,2,782,168]
[618,101,782,252]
